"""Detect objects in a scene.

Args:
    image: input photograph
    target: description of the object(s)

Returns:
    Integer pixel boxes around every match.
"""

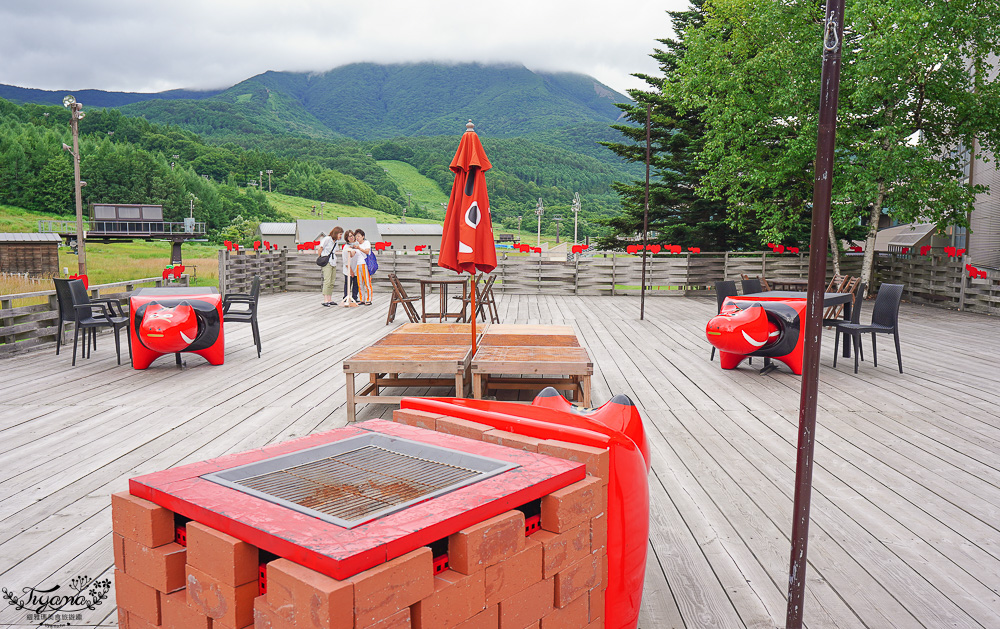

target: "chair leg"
[252,319,261,358]
[893,331,902,373]
[126,326,133,362]
[872,334,878,368]
[56,318,63,355]
[833,330,840,367]
[72,324,80,366]
[853,333,860,374]
[710,346,716,362]
[113,326,122,365]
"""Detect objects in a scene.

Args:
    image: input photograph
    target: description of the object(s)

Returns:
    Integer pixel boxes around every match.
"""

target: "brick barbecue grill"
[113,414,611,629]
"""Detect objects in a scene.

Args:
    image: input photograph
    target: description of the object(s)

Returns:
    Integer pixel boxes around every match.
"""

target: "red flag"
[439,121,496,275]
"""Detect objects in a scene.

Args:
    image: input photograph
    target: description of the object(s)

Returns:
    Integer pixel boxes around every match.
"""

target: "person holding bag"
[341,230,360,307]
[317,226,343,307]
[352,229,373,306]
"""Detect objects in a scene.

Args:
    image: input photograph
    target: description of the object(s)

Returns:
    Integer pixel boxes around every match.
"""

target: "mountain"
[210,63,630,139]
[0,63,630,141]
[0,84,221,108]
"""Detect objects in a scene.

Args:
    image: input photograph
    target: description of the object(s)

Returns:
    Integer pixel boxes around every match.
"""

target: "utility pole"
[572,192,581,245]
[553,216,563,244]
[266,169,273,192]
[535,198,544,249]
[63,95,87,276]
[259,171,263,189]
[405,192,411,223]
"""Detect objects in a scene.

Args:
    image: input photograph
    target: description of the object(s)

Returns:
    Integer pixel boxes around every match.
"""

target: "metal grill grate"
[202,433,518,528]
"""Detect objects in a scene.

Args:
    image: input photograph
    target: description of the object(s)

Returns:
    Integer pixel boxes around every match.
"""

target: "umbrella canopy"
[439,120,497,275]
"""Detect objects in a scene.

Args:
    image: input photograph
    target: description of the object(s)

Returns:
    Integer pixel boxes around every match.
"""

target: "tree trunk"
[828,215,841,277]
[859,181,888,296]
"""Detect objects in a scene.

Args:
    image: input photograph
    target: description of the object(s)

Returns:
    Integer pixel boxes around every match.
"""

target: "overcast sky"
[0,1,686,96]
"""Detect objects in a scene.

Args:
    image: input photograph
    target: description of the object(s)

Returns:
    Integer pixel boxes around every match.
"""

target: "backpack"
[366,251,378,275]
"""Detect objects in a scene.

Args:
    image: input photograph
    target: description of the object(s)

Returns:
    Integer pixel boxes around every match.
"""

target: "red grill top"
[129,419,584,579]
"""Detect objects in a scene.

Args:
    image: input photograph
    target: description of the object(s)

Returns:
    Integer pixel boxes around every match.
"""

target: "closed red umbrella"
[439,120,496,353]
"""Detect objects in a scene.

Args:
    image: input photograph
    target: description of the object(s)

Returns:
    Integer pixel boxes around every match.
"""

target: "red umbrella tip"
[466,120,475,132]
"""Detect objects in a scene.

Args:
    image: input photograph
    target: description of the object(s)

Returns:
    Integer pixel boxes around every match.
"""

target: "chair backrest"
[759,277,771,292]
[53,278,83,322]
[849,281,867,324]
[388,273,410,299]
[870,283,903,328]
[741,278,763,295]
[715,281,738,313]
[68,280,95,321]
[825,274,846,293]
[249,275,261,301]
[840,276,859,294]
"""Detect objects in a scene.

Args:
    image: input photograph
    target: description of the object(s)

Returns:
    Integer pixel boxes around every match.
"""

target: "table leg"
[582,375,591,407]
[421,283,428,322]
[439,284,447,322]
[346,372,356,423]
[473,373,484,400]
[455,373,465,398]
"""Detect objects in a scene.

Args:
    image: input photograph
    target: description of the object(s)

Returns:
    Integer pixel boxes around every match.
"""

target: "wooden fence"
[0,275,189,357]
[219,249,999,316]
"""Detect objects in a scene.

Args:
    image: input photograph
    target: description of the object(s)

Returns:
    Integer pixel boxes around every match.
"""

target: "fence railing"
[0,275,189,357]
[218,249,999,316]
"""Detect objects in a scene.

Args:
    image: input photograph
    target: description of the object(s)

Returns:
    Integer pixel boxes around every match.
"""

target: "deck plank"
[0,292,998,628]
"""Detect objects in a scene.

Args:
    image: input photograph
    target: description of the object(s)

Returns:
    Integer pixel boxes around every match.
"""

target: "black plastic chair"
[711,280,739,362]
[833,283,903,374]
[53,278,94,356]
[741,278,763,295]
[67,280,130,366]
[224,276,261,357]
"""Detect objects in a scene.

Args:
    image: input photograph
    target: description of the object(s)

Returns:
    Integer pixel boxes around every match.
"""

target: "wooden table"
[767,278,809,290]
[471,324,592,405]
[342,323,480,422]
[419,278,469,323]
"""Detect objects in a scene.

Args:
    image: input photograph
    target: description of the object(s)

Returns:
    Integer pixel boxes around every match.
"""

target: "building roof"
[296,218,382,242]
[0,233,63,243]
[258,222,296,235]
[378,223,443,236]
[872,223,936,252]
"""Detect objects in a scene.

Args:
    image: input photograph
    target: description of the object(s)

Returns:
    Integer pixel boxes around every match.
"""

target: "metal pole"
[640,104,651,320]
[536,198,543,249]
[573,192,581,245]
[70,105,86,276]
[786,1,845,627]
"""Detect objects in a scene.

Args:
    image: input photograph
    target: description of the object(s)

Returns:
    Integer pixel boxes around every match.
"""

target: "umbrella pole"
[471,274,477,355]
[640,103,651,321]
[786,1,844,627]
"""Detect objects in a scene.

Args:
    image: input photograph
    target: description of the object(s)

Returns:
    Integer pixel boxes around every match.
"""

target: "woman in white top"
[351,229,373,305]
[341,230,359,306]
[318,226,343,307]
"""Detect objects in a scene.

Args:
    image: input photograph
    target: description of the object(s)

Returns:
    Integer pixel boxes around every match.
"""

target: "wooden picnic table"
[342,323,480,422]
[471,324,592,405]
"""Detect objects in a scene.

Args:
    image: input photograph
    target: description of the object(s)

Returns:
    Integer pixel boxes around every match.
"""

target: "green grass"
[377,160,449,220]
[58,240,220,287]
[0,204,76,233]
[261,191,441,224]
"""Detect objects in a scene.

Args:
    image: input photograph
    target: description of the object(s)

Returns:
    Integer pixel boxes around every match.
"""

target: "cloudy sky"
[0,1,686,96]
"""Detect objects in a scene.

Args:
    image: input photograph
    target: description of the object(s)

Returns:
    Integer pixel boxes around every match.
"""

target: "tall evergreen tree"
[599,1,753,251]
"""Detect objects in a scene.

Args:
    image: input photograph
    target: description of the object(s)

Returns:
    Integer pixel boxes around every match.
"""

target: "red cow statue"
[706,296,807,374]
[130,295,225,369]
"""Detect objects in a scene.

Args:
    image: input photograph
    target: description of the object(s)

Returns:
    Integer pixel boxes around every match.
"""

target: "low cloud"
[0,0,679,95]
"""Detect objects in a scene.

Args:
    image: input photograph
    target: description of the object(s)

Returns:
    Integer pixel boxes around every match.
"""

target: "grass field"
[58,241,220,288]
[0,204,76,232]
[377,160,448,220]
[262,191,441,224]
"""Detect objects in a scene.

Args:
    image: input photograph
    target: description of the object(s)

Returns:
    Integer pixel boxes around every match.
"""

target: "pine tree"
[599,1,754,251]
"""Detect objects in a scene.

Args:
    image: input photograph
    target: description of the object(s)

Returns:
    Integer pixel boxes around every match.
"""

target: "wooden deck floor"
[1,292,998,628]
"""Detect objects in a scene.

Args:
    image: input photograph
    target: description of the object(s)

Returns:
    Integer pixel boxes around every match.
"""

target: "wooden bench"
[470,324,592,405]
